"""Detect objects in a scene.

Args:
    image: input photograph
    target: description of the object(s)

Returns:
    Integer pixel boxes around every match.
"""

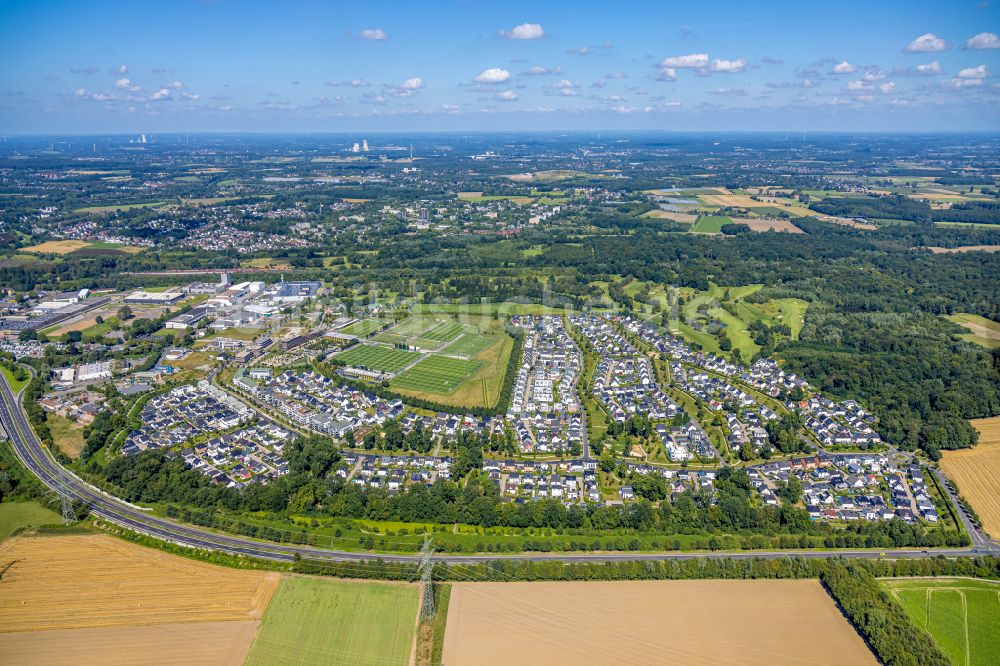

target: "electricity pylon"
[419,536,435,620]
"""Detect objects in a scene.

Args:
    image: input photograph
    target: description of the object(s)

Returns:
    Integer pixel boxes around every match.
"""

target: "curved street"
[1,371,997,566]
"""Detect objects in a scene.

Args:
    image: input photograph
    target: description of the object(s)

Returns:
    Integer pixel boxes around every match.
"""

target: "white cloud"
[604,71,628,80]
[522,65,562,76]
[710,58,746,73]
[474,67,511,84]
[360,28,388,41]
[326,79,370,87]
[832,61,857,74]
[656,67,677,81]
[879,82,896,94]
[181,91,200,100]
[661,53,709,69]
[966,32,1000,49]
[114,77,140,91]
[862,68,886,81]
[167,80,183,89]
[440,103,460,113]
[495,89,518,101]
[707,86,747,96]
[114,64,127,74]
[500,23,544,40]
[74,88,86,97]
[945,77,983,88]
[916,60,942,75]
[905,33,947,52]
[549,79,576,90]
[384,77,424,97]
[847,80,870,91]
[566,46,591,55]
[149,88,171,101]
[958,64,988,78]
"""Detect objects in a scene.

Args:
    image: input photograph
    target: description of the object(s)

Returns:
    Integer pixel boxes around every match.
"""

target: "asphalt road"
[1,371,997,566]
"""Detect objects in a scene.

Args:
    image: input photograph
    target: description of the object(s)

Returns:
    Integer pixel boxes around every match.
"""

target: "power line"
[419,535,436,620]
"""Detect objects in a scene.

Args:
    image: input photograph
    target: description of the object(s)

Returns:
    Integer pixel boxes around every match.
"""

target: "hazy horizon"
[2,0,998,134]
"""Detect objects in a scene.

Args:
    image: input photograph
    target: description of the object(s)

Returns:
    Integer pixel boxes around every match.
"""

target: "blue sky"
[1,0,998,133]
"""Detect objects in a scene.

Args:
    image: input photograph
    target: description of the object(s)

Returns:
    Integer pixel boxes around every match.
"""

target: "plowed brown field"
[442,580,876,666]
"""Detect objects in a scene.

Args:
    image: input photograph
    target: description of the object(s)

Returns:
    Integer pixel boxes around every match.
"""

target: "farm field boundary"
[941,416,1000,538]
[442,580,876,666]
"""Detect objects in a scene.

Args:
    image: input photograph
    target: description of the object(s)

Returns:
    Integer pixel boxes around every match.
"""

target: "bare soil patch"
[442,580,876,666]
[46,316,99,336]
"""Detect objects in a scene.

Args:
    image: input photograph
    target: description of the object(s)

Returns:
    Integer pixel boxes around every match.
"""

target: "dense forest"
[811,195,1000,225]
[821,564,951,666]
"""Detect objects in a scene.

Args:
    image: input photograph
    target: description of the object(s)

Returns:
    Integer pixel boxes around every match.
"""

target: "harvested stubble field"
[698,189,815,217]
[3,621,261,666]
[22,239,93,254]
[925,245,1000,254]
[730,217,805,234]
[816,215,878,230]
[442,580,876,666]
[642,209,698,223]
[941,416,1000,538]
[0,534,279,632]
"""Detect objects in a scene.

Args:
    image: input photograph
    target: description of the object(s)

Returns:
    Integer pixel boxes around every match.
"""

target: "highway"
[1,371,997,567]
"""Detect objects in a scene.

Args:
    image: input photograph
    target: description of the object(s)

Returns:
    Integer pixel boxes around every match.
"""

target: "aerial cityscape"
[1,2,999,665]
